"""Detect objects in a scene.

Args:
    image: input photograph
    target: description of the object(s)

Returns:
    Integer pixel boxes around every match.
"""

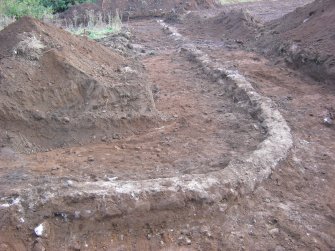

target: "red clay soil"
[0,1,334,250]
[179,0,334,84]
[181,9,262,43]
[256,0,335,84]
[0,17,157,153]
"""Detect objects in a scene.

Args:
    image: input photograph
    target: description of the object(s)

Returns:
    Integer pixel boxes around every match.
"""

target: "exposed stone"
[34,221,51,238]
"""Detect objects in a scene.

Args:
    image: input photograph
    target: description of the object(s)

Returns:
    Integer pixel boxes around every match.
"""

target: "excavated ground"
[0,0,335,251]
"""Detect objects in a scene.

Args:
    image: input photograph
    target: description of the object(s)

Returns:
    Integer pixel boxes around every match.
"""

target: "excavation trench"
[0,19,292,249]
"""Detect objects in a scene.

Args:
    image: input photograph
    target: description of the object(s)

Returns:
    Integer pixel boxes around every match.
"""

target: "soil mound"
[0,17,157,153]
[259,0,335,83]
[182,9,262,42]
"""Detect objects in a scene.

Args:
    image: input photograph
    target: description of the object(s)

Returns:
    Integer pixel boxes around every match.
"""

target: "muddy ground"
[0,0,334,250]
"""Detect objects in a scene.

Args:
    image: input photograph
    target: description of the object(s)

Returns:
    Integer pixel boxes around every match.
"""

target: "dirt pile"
[258,0,335,83]
[0,17,157,153]
[61,0,218,23]
[181,9,262,43]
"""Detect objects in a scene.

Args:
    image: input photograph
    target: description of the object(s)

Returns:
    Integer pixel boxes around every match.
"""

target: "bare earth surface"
[0,0,334,250]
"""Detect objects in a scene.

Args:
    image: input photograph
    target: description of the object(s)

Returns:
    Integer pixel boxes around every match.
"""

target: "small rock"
[185,237,192,245]
[80,209,93,219]
[112,133,120,139]
[324,116,333,126]
[269,228,279,236]
[178,235,192,246]
[34,221,51,238]
[62,117,70,123]
[101,136,108,142]
[87,156,94,162]
[32,110,45,121]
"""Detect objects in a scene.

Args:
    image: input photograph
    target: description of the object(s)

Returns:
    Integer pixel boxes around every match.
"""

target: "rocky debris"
[323,116,333,126]
[87,156,95,162]
[34,221,51,238]
[178,235,192,246]
[323,108,334,126]
[269,228,280,237]
[96,30,134,57]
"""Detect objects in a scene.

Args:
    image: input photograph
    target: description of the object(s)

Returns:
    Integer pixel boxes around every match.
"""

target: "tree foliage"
[0,0,95,19]
[40,0,95,13]
[0,0,52,19]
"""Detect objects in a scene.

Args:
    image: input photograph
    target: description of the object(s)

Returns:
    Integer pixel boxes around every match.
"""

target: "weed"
[65,10,122,39]
[0,15,16,31]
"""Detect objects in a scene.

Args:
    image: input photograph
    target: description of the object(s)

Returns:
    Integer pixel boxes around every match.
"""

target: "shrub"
[0,0,52,19]
[65,10,122,40]
[40,0,95,13]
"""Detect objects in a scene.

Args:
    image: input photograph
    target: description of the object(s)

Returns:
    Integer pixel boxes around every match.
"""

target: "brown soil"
[60,0,218,23]
[181,9,262,43]
[179,0,334,83]
[0,1,335,251]
[0,17,157,153]
[258,0,335,84]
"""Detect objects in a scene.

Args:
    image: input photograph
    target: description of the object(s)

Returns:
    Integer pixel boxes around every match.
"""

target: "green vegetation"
[41,0,95,13]
[66,10,122,39]
[0,15,16,30]
[0,0,52,19]
[0,0,95,19]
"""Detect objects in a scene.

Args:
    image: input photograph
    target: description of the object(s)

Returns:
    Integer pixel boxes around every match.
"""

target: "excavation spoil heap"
[0,17,157,153]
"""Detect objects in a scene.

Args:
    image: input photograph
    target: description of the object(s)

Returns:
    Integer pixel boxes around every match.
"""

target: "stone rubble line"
[2,21,292,221]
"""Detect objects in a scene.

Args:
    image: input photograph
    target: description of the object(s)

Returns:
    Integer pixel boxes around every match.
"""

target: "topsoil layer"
[0,17,157,153]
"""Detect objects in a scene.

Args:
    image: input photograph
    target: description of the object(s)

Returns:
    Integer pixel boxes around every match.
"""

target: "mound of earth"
[257,0,335,83]
[61,0,218,23]
[0,17,157,153]
[181,9,262,43]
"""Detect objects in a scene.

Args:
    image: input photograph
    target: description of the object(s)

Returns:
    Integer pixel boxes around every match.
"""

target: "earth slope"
[0,17,157,153]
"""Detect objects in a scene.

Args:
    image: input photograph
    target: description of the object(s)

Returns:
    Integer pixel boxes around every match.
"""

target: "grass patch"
[69,26,119,39]
[65,10,122,40]
[0,15,16,31]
